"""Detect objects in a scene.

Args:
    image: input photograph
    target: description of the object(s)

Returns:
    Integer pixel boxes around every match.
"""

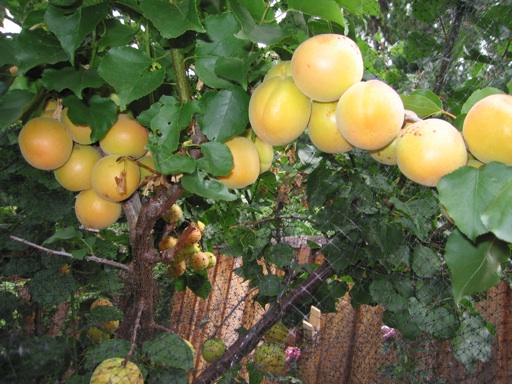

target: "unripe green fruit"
[264,321,289,344]
[201,338,226,363]
[253,343,287,375]
[90,358,143,384]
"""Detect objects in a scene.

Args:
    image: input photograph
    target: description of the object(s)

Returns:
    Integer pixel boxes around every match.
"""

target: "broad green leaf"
[481,179,512,242]
[152,369,190,384]
[196,142,233,176]
[85,339,131,369]
[452,311,493,371]
[412,245,442,278]
[507,79,512,94]
[258,274,281,297]
[196,87,250,142]
[42,67,104,99]
[98,18,136,52]
[229,0,285,46]
[62,95,118,142]
[44,3,109,65]
[400,92,443,118]
[195,13,251,89]
[369,277,407,312]
[0,89,37,127]
[215,55,258,90]
[288,0,346,28]
[143,333,194,371]
[90,305,124,323]
[141,0,204,39]
[155,154,196,175]
[460,87,504,114]
[186,271,212,299]
[438,163,512,241]
[411,0,445,23]
[445,230,510,304]
[0,35,16,66]
[181,171,238,201]
[382,309,422,339]
[407,297,458,339]
[43,226,83,245]
[29,269,76,307]
[14,29,68,74]
[98,46,165,109]
[264,243,295,269]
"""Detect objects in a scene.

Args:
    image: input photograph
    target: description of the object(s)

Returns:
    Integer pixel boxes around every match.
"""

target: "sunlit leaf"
[445,230,510,304]
[181,171,238,201]
[460,87,504,114]
[288,0,345,27]
[196,142,233,176]
[401,91,443,118]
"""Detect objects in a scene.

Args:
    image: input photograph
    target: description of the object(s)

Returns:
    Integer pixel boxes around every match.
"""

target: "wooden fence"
[170,238,512,383]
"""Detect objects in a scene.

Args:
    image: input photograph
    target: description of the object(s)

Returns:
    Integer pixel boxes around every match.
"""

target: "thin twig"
[125,299,145,365]
[9,235,132,273]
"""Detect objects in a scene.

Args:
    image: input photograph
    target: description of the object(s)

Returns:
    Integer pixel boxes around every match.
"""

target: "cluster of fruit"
[158,203,217,278]
[87,298,119,343]
[18,102,156,229]
[251,321,290,375]
[249,33,512,187]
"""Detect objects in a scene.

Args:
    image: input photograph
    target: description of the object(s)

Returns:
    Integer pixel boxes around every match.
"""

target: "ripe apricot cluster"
[158,204,216,279]
[248,33,511,187]
[18,103,154,229]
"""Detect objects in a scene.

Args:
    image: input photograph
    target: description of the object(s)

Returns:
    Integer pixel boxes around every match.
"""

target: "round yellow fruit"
[190,252,210,271]
[395,119,468,187]
[159,236,179,252]
[217,136,260,189]
[336,79,405,150]
[54,144,102,191]
[308,101,354,154]
[88,299,119,343]
[61,107,93,145]
[138,155,156,180]
[462,93,512,165]
[249,76,311,146]
[205,252,217,269]
[291,34,364,102]
[244,129,274,173]
[369,135,399,165]
[202,338,226,363]
[162,204,183,223]
[264,60,291,80]
[91,155,141,202]
[166,260,187,279]
[100,114,149,158]
[253,343,287,375]
[264,322,289,344]
[175,243,202,262]
[18,117,73,170]
[90,358,143,384]
[75,188,122,229]
[183,227,202,245]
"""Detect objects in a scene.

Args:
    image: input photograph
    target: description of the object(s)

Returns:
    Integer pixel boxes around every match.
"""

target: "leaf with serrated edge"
[481,179,512,243]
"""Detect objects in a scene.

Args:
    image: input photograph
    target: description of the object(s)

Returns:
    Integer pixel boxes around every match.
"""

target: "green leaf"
[196,88,250,142]
[411,0,446,23]
[143,333,194,371]
[0,35,16,66]
[400,90,443,118]
[45,3,109,65]
[229,0,285,46]
[452,311,493,371]
[507,79,512,94]
[411,245,442,278]
[264,243,295,269]
[43,226,83,245]
[0,89,37,127]
[369,277,407,312]
[181,171,238,201]
[445,230,510,304]
[288,0,346,28]
[407,297,458,339]
[141,0,204,39]
[62,94,118,142]
[42,67,104,99]
[14,29,68,74]
[186,271,212,299]
[460,87,505,114]
[438,163,512,242]
[481,179,512,242]
[85,339,132,370]
[29,269,76,307]
[98,18,136,52]
[196,142,233,176]
[195,13,251,89]
[258,274,281,297]
[98,46,165,109]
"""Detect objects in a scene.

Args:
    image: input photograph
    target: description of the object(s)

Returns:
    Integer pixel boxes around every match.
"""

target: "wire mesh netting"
[1,1,511,383]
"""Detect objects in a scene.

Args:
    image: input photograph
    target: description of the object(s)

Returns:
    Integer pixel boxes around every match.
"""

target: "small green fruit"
[201,338,226,363]
[253,343,287,375]
[264,321,289,344]
[90,358,144,384]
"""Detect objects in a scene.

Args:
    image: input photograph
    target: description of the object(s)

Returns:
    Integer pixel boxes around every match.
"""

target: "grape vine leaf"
[42,67,104,99]
[445,230,510,304]
[141,0,204,39]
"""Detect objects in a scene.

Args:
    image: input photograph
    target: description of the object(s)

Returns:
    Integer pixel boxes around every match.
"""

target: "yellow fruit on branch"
[253,343,287,375]
[54,144,102,191]
[244,129,274,174]
[205,252,217,269]
[217,136,260,189]
[190,251,210,271]
[166,260,187,279]
[75,188,122,230]
[87,299,120,343]
[291,33,364,102]
[61,107,93,145]
[264,321,289,345]
[90,358,143,384]
[162,204,183,223]
[395,118,468,187]
[183,226,202,245]
[18,117,73,170]
[336,79,405,150]
[462,93,512,165]
[91,155,141,202]
[99,114,149,159]
[264,60,292,80]
[158,236,179,252]
[249,76,311,146]
[201,338,226,363]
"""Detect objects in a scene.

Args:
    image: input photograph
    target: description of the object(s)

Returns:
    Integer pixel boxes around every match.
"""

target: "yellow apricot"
[75,188,122,229]
[100,114,149,159]
[18,117,73,170]
[166,260,187,279]
[244,129,274,173]
[336,80,405,150]
[264,60,291,80]
[462,94,512,165]
[61,108,94,145]
[291,34,364,102]
[54,144,102,191]
[369,135,400,165]
[308,101,354,154]
[217,136,260,189]
[138,155,156,180]
[91,155,141,202]
[395,119,468,187]
[249,76,311,146]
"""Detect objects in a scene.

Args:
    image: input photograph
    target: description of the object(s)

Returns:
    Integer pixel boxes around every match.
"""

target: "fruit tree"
[1,1,511,383]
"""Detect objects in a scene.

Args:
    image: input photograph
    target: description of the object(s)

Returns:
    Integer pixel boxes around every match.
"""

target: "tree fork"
[192,260,336,384]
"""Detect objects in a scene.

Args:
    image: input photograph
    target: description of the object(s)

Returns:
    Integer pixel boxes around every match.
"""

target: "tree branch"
[192,260,336,384]
[9,235,132,273]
